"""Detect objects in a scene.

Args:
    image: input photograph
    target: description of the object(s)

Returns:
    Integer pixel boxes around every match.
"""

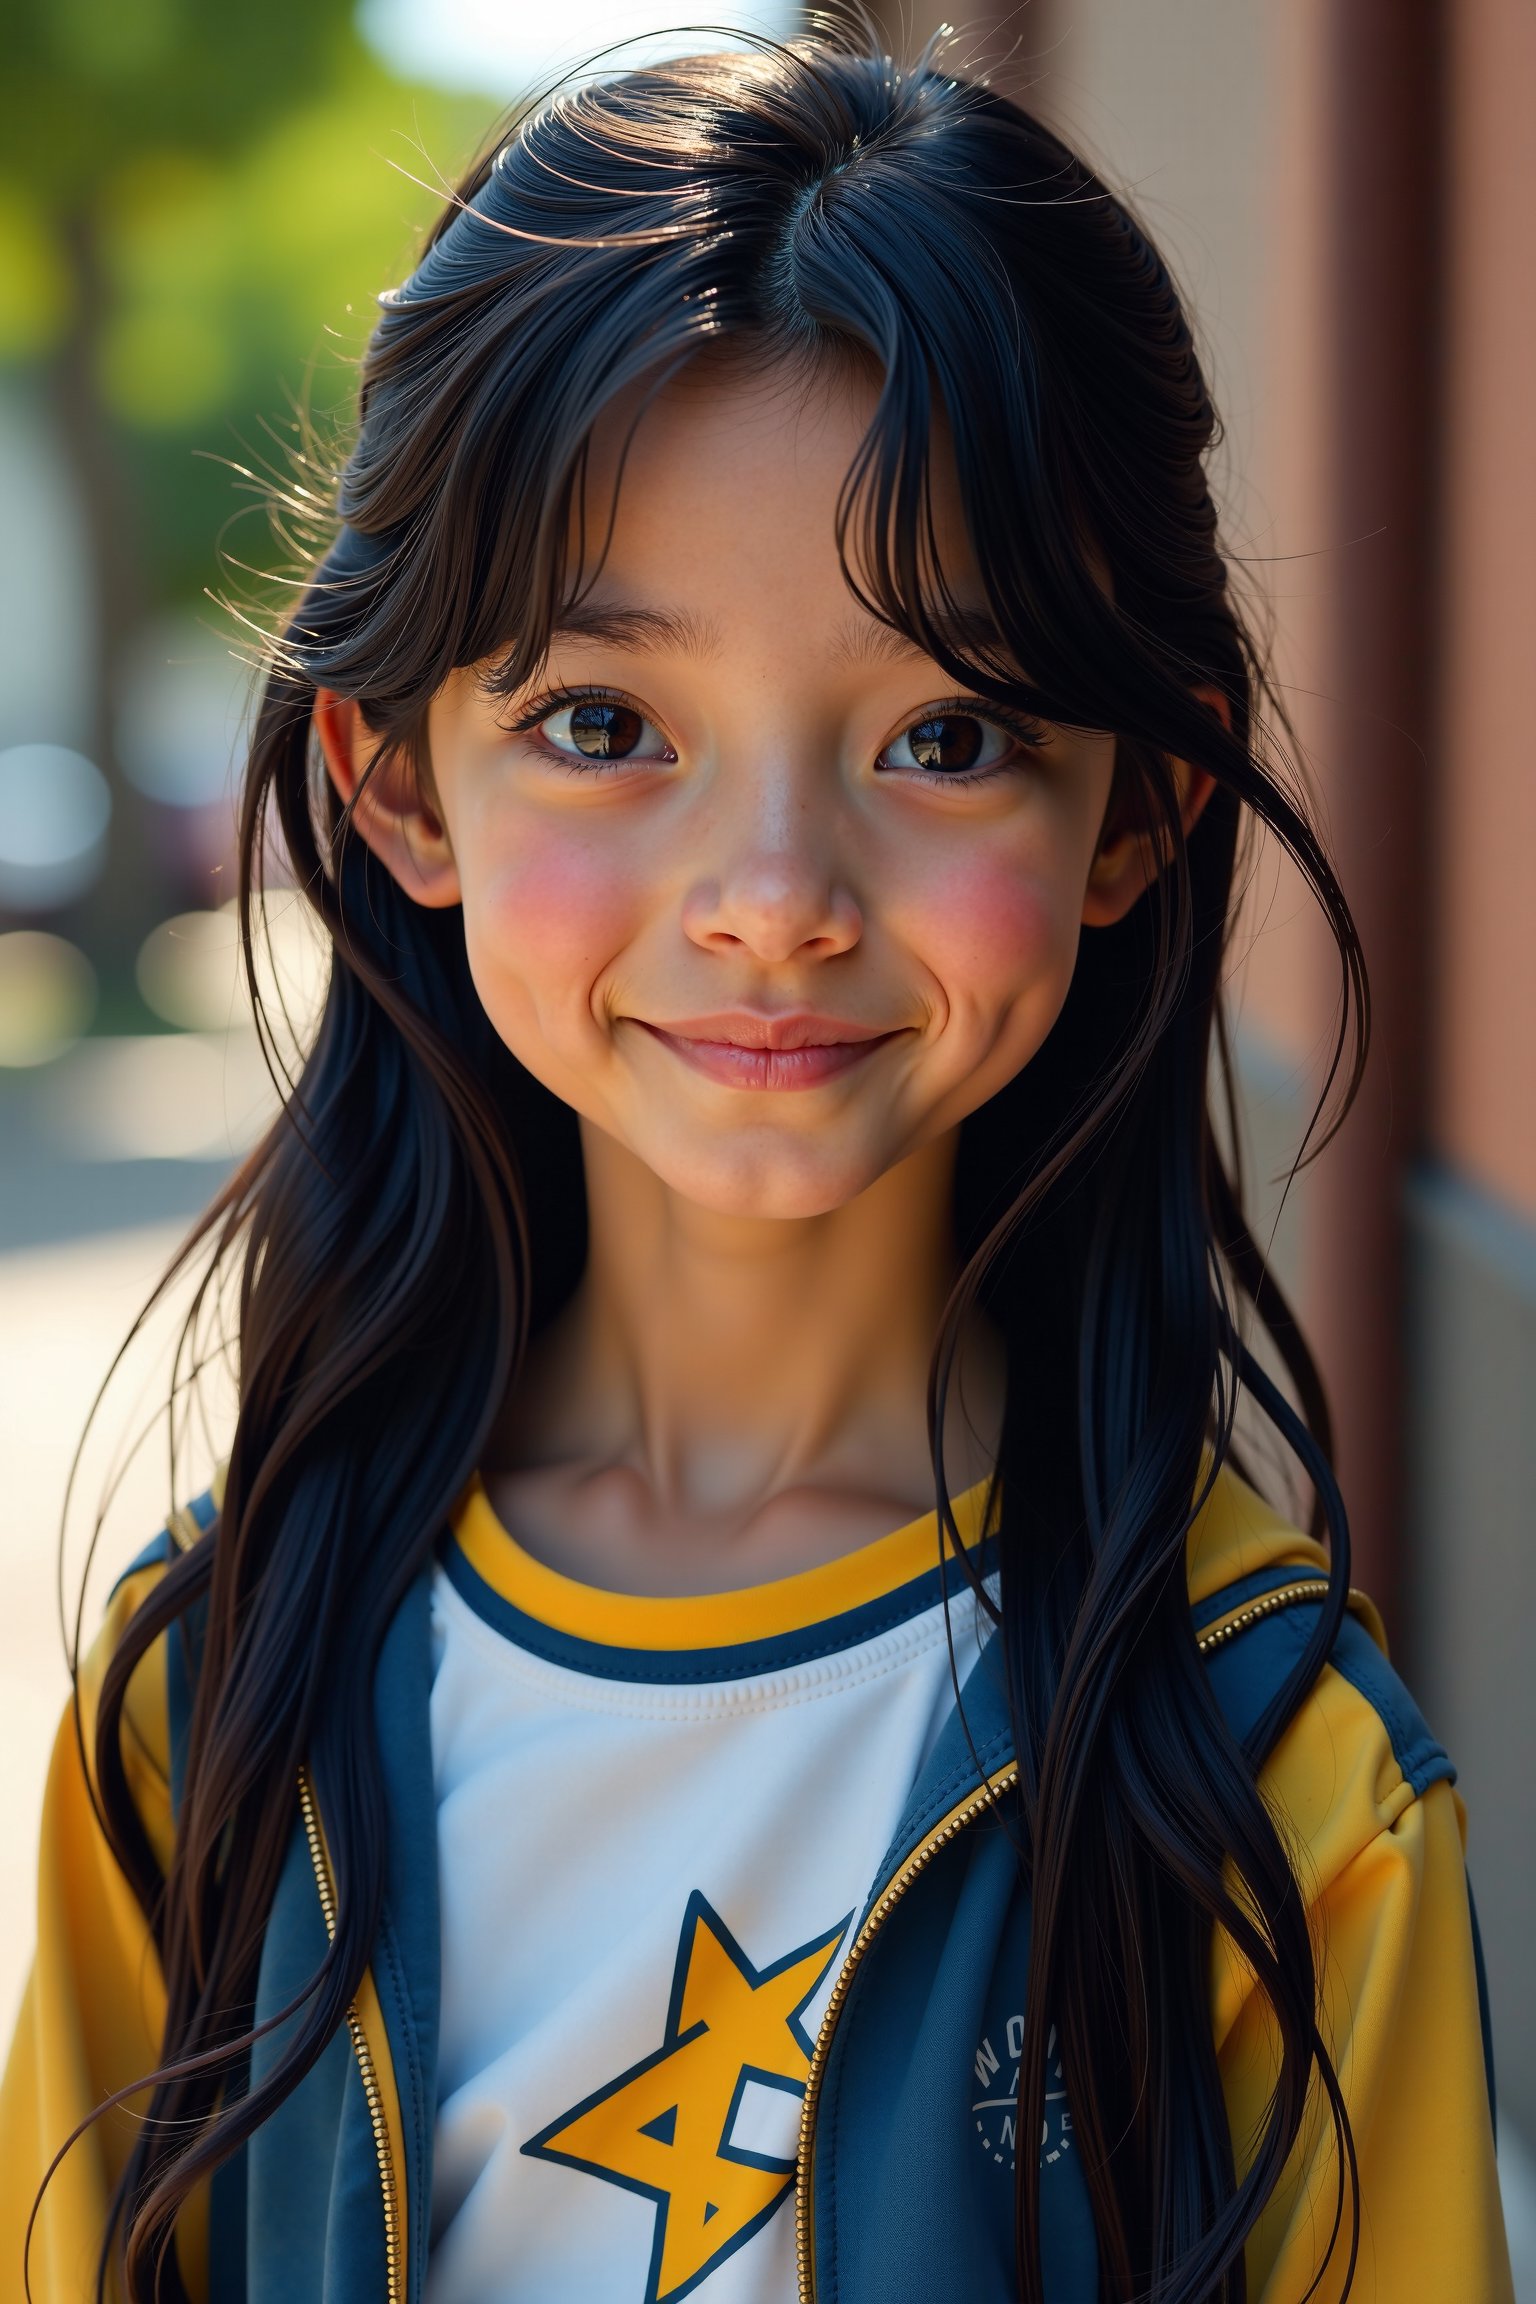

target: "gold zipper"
[1195,1578,1335,1652]
[298,1766,406,2304]
[791,1575,1339,2301]
[793,1760,1020,2300]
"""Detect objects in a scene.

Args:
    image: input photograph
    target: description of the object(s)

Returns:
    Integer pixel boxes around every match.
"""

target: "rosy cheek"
[464,829,641,994]
[915,857,1062,996]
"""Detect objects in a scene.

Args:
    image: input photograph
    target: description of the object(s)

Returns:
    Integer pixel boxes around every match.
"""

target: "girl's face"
[370,362,1130,1220]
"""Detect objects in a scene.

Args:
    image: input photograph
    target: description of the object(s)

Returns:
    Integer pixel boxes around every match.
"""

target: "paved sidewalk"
[0,1218,231,2033]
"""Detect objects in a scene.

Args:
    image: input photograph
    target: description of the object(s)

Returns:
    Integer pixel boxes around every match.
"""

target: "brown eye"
[536,698,672,764]
[568,701,643,758]
[879,707,1036,780]
[903,714,986,773]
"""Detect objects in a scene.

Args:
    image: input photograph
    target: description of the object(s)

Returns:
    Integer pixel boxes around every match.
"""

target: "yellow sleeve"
[1214,1662,1514,2302]
[0,1557,207,2304]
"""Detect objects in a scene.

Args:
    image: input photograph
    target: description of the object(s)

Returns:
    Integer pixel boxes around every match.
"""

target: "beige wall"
[1044,0,1536,1231]
[1042,0,1344,1097]
[1434,0,1536,1223]
[1036,0,1270,543]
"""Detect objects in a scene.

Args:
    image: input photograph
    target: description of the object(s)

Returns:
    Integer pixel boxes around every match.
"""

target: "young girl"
[1,22,1514,2304]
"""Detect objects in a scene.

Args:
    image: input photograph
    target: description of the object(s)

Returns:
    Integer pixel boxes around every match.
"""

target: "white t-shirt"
[425,1476,994,2304]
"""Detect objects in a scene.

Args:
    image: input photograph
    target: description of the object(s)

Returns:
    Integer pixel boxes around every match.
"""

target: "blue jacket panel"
[138,1521,1474,2304]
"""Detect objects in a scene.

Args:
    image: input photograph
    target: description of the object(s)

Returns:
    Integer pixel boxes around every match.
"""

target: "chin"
[652,1134,889,1222]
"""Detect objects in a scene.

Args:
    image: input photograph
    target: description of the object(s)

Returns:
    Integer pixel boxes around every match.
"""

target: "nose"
[681,788,862,965]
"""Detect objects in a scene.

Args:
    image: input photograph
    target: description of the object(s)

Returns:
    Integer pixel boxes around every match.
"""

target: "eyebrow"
[826,608,1008,670]
[546,601,723,659]
[546,598,1009,671]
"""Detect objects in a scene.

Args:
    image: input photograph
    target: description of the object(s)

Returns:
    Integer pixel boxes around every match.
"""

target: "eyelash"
[886,698,1051,784]
[500,684,675,774]
[500,683,1049,783]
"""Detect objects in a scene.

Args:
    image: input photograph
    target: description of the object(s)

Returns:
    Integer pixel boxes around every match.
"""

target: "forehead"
[568,352,980,618]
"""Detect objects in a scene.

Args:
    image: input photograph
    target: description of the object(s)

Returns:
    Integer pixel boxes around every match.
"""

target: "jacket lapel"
[369,1567,443,2303]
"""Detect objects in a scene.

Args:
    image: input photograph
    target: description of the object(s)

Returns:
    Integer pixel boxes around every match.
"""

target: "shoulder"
[1189,1459,1456,1875]
[1192,1478,1505,2296]
[81,1474,223,1871]
[1189,1464,1479,2085]
[102,1467,222,1616]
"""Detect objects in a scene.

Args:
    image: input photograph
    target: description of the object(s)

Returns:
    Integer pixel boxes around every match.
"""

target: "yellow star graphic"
[523,1892,849,2303]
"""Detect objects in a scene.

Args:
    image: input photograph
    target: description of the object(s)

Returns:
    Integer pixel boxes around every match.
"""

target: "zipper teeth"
[792,1575,1337,2303]
[794,1762,1019,2303]
[298,1767,405,2304]
[1195,1578,1332,1653]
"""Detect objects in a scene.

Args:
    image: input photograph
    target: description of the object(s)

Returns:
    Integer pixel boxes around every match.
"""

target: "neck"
[491,1122,1002,1563]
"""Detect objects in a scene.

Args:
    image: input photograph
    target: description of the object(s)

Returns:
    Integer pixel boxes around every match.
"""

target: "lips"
[634,1011,902,1090]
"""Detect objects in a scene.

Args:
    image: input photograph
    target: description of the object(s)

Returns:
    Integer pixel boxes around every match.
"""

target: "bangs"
[289,30,1217,771]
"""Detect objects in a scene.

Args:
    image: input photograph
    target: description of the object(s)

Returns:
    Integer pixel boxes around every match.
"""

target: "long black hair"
[69,18,1367,2301]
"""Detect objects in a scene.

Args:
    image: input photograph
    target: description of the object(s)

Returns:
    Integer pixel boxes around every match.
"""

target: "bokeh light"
[136,909,245,1031]
[0,929,96,1066]
[0,744,111,910]
[117,616,250,810]
[39,1030,281,1162]
[135,894,330,1048]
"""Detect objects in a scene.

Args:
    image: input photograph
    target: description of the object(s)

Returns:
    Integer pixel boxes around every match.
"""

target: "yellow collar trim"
[450,1476,995,1653]
[1184,1454,1330,1604]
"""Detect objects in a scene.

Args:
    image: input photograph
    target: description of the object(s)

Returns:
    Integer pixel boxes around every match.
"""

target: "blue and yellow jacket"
[0,1463,1515,2301]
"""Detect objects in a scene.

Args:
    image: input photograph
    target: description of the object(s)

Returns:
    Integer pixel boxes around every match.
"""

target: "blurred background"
[2,0,1532,2280]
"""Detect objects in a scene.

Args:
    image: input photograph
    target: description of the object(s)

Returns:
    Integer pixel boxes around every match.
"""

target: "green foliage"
[103,62,491,602]
[5,0,356,167]
[0,183,73,358]
[0,0,495,604]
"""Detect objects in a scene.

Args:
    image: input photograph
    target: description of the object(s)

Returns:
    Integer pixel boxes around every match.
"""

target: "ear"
[1080,687,1227,929]
[312,690,462,910]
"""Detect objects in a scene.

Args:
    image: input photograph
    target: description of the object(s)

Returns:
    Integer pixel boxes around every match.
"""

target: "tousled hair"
[57,19,1368,2300]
